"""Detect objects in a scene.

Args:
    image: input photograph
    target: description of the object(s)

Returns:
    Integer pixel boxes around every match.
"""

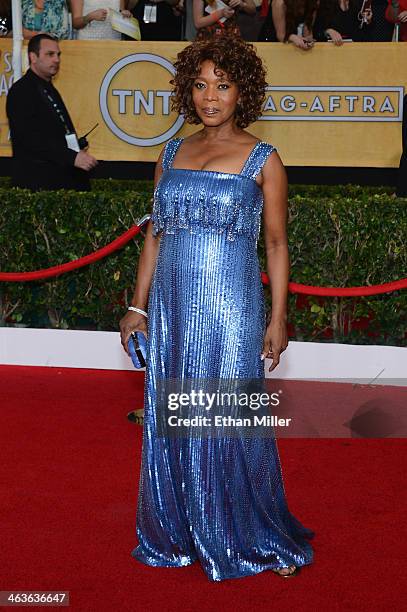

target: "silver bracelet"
[128,306,148,318]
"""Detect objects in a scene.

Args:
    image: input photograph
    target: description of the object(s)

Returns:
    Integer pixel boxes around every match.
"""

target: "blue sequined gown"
[132,138,314,581]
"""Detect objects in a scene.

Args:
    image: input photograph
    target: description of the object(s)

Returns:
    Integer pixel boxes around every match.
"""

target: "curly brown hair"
[171,36,267,129]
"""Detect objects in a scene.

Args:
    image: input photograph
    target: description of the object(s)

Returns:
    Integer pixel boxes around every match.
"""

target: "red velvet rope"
[0,224,405,296]
[261,273,407,297]
[0,225,141,282]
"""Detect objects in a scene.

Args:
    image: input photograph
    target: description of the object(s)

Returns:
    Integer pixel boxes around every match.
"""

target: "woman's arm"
[71,0,108,30]
[228,0,256,15]
[260,150,289,372]
[193,0,234,29]
[272,0,314,48]
[120,0,132,16]
[272,0,286,41]
[23,27,41,38]
[119,149,164,353]
[324,27,343,43]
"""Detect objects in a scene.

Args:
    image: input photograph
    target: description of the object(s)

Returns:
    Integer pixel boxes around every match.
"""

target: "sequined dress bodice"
[152,138,274,242]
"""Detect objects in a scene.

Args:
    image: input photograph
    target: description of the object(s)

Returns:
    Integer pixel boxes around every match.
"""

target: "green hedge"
[0,182,406,345]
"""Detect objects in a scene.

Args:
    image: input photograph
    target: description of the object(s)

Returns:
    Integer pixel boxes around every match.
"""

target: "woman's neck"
[198,122,242,144]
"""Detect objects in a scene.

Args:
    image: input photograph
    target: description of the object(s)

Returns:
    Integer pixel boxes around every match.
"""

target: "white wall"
[1,328,405,385]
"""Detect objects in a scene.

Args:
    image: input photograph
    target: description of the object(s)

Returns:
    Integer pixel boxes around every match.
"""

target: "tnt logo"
[99,53,184,147]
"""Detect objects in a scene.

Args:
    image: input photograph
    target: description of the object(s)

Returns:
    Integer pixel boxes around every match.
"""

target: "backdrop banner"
[0,40,406,167]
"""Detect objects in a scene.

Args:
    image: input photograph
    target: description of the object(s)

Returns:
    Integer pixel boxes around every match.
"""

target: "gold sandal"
[272,565,300,578]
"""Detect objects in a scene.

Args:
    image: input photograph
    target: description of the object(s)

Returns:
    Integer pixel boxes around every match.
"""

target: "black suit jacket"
[6,69,90,191]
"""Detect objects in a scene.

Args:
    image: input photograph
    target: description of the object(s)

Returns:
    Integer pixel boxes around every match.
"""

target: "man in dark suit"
[6,33,97,191]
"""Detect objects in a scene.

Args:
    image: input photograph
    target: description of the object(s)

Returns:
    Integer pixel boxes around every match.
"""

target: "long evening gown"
[132,138,314,582]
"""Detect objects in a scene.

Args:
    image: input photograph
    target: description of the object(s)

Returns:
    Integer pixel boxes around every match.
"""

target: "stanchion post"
[11,0,23,82]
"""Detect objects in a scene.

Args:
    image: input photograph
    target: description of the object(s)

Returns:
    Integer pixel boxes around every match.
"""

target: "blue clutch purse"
[128,331,147,369]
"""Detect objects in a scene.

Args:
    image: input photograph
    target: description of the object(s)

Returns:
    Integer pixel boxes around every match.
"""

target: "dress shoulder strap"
[240,142,277,180]
[162,138,183,171]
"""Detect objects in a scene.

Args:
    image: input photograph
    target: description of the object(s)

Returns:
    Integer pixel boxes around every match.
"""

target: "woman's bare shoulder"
[240,131,262,145]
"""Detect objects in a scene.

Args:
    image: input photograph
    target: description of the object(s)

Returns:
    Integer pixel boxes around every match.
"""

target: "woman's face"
[192,60,240,128]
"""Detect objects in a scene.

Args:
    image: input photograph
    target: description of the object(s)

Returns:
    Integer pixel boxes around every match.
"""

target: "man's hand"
[74,150,98,171]
[398,10,407,21]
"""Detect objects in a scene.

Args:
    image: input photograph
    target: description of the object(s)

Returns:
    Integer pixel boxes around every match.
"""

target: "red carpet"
[0,365,405,611]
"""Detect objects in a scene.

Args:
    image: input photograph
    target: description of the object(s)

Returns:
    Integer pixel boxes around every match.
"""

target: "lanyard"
[43,88,72,135]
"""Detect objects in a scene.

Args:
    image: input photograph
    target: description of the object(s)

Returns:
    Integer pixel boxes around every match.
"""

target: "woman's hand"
[173,0,185,15]
[362,7,373,23]
[120,9,132,17]
[119,311,148,355]
[261,319,288,372]
[220,6,235,18]
[398,10,407,22]
[228,0,241,8]
[288,34,314,49]
[326,28,343,45]
[89,8,108,21]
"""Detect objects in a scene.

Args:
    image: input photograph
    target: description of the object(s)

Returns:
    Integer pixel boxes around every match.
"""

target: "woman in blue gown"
[120,35,314,582]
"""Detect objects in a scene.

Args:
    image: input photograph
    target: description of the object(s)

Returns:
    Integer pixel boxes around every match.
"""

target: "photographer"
[128,0,183,40]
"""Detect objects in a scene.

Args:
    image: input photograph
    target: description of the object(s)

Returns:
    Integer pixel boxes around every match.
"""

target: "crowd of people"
[2,4,406,197]
[0,0,406,42]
